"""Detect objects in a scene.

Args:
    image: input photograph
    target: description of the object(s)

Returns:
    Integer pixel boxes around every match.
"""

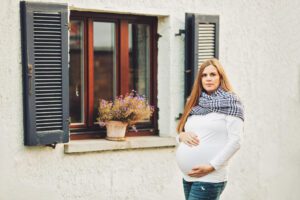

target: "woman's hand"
[187,164,215,178]
[179,132,200,147]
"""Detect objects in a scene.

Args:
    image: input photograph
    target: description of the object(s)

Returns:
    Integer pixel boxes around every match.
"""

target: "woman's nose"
[205,77,212,81]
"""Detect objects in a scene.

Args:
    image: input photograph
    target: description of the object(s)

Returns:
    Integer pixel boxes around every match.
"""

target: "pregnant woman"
[176,58,244,200]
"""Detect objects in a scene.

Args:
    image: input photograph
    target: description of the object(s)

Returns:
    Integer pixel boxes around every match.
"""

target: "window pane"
[93,22,116,121]
[69,20,85,124]
[128,23,150,99]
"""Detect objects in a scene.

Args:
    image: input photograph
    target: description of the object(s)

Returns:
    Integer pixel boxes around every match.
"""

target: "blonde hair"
[176,58,234,133]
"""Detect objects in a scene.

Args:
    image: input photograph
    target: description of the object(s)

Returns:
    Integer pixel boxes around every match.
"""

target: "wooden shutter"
[184,13,219,100]
[20,2,69,146]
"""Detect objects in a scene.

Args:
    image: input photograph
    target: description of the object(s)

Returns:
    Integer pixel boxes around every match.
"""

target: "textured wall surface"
[0,0,300,199]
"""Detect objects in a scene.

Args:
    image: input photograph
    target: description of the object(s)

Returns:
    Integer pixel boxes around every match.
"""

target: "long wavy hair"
[176,58,234,133]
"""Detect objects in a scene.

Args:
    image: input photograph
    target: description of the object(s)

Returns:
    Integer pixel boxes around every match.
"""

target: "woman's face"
[201,65,221,94]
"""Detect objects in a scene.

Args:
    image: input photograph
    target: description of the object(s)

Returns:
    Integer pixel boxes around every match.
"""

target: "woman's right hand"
[179,132,200,147]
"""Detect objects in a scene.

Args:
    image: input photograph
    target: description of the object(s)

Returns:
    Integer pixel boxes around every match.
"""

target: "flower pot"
[105,121,128,141]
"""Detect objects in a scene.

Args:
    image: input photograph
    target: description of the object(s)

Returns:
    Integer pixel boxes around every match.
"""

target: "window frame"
[69,11,158,140]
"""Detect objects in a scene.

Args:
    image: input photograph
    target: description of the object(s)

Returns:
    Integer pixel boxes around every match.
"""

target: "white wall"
[0,0,300,199]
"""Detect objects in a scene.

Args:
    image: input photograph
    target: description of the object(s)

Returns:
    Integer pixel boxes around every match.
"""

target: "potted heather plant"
[97,91,154,141]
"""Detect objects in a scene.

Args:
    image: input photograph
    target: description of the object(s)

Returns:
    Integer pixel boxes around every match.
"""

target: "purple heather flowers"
[97,91,154,127]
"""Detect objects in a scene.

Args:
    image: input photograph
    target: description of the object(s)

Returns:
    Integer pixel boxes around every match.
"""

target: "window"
[21,2,158,146]
[69,12,158,139]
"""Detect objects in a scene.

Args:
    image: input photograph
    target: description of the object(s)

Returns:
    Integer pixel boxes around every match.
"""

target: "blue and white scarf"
[190,87,245,121]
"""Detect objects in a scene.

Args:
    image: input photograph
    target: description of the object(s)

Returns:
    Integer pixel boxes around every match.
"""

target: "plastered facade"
[0,0,300,199]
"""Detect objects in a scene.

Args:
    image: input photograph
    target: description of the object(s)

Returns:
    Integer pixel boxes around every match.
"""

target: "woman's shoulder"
[225,114,244,123]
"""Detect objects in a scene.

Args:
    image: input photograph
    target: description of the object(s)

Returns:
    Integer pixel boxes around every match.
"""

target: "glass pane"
[128,23,150,99]
[128,23,151,123]
[93,22,116,121]
[69,20,85,124]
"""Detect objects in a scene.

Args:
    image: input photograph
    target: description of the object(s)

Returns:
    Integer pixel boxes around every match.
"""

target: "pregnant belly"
[176,143,222,175]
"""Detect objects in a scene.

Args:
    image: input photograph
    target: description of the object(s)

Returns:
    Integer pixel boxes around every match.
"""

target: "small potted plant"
[97,91,154,141]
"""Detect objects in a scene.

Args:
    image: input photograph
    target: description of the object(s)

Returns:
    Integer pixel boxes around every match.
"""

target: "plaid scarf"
[190,87,244,121]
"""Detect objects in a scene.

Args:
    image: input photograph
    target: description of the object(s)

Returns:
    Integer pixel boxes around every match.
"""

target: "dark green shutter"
[20,2,69,146]
[184,14,219,100]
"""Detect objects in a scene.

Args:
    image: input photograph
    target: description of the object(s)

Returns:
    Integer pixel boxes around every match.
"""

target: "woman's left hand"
[187,164,215,177]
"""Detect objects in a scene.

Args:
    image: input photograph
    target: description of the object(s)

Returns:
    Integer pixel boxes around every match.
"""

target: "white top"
[175,112,244,183]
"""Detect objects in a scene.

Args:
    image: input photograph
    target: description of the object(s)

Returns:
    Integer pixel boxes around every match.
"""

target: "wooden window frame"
[69,11,158,140]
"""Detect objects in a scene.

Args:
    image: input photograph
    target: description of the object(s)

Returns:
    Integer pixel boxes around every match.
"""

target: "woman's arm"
[209,115,244,170]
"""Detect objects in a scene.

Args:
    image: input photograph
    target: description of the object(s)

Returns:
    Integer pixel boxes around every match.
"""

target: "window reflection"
[128,23,150,98]
[93,22,116,121]
[129,23,151,123]
[69,20,84,124]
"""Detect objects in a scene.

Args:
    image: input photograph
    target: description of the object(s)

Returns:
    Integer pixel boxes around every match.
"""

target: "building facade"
[1,0,300,199]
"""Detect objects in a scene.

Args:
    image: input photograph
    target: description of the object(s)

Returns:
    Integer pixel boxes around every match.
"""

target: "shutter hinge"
[175,113,183,121]
[156,33,162,41]
[175,29,185,36]
[46,142,57,149]
[66,23,71,31]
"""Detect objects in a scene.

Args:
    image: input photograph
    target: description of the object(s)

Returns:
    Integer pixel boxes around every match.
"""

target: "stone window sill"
[64,136,176,154]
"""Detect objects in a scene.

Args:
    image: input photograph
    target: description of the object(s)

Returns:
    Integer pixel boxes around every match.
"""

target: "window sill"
[64,136,176,154]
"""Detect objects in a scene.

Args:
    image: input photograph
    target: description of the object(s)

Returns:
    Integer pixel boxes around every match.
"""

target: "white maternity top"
[175,112,244,183]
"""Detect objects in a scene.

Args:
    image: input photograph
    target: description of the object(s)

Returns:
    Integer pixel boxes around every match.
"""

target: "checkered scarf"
[190,87,244,121]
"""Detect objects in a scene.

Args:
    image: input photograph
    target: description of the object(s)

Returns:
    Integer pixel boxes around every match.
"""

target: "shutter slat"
[35,75,61,77]
[36,100,62,104]
[36,103,62,107]
[37,126,63,131]
[35,73,61,76]
[36,115,62,118]
[34,23,61,27]
[35,49,61,52]
[35,46,62,49]
[36,108,62,112]
[34,27,61,31]
[34,31,61,35]
[36,111,63,115]
[198,49,214,53]
[34,42,61,46]
[36,119,62,122]
[35,52,61,55]
[36,96,62,99]
[35,78,62,81]
[35,64,61,67]
[35,89,62,93]
[35,55,62,58]
[34,38,62,41]
[36,83,62,87]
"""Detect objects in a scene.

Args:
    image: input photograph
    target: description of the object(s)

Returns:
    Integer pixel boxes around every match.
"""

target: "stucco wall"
[0,0,300,199]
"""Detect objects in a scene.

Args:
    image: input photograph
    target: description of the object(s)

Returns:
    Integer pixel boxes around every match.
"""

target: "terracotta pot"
[105,121,128,141]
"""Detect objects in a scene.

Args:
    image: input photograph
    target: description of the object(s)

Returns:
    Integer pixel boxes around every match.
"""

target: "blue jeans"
[183,179,227,200]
